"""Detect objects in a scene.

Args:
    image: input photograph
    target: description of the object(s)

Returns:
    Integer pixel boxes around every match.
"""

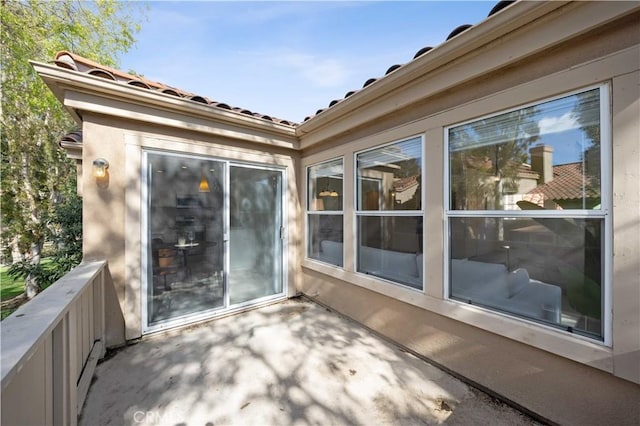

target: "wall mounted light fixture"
[92,158,109,178]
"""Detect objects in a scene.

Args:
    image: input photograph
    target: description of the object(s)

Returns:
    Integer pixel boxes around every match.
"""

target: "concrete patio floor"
[80,298,541,425]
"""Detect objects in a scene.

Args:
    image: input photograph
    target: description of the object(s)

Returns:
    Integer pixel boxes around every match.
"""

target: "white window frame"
[443,83,612,346]
[354,135,426,291]
[305,157,345,268]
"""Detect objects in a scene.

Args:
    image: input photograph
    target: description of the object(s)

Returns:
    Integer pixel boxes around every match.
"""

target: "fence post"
[68,303,79,426]
[52,316,70,426]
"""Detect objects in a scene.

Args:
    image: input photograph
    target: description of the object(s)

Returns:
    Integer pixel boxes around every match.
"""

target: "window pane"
[146,154,225,325]
[308,214,343,267]
[449,217,603,339]
[357,216,423,289]
[229,166,283,305]
[357,137,422,211]
[450,89,601,211]
[308,159,343,211]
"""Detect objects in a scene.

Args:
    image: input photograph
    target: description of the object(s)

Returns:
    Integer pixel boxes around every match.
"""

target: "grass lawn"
[1,264,24,299]
[1,264,24,320]
[1,259,53,320]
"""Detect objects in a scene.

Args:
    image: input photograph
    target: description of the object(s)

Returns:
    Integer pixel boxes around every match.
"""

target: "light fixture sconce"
[92,158,109,178]
[198,171,210,193]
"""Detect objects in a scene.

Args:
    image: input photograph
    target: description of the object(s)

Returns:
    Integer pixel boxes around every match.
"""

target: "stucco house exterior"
[30,1,639,423]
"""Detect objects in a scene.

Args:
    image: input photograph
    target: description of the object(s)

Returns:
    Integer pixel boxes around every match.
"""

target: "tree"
[1,0,146,298]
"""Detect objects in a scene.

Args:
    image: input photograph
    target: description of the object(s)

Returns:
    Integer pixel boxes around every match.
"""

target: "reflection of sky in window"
[535,129,587,165]
[358,137,422,169]
[450,88,599,166]
[533,93,594,165]
[310,159,343,178]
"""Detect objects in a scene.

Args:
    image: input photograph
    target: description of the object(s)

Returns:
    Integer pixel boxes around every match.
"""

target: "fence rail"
[1,260,109,426]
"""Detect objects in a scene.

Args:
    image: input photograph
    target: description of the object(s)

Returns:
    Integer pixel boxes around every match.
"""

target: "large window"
[446,86,608,341]
[307,159,344,267]
[356,137,424,289]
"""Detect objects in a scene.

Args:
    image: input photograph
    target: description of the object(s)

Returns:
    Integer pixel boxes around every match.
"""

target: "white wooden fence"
[1,261,109,425]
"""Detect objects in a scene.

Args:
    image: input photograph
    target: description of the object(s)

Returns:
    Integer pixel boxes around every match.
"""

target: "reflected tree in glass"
[573,90,601,199]
[450,107,540,210]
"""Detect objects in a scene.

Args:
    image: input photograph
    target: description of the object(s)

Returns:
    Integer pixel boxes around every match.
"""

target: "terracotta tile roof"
[53,51,297,127]
[525,162,599,203]
[59,130,83,159]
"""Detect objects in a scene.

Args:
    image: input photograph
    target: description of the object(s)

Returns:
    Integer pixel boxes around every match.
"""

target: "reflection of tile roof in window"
[393,176,419,192]
[525,162,599,203]
[52,1,517,130]
[517,163,539,179]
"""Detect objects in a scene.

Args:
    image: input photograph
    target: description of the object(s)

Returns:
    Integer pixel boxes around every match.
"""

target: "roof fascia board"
[32,61,298,142]
[34,65,85,125]
[296,1,638,147]
[63,90,299,150]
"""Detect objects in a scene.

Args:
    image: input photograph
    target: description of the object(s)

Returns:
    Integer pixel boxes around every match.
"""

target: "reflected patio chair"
[152,239,179,291]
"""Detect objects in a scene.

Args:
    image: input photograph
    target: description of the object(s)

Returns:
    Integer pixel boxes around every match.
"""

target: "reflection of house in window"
[393,175,419,205]
[501,163,539,210]
[462,144,601,211]
[359,175,385,210]
[522,163,600,210]
[514,144,601,210]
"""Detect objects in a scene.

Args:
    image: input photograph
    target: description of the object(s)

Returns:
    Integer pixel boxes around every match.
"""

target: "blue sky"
[120,1,497,123]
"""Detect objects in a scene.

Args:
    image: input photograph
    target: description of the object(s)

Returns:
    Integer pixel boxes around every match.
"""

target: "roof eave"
[32,61,298,147]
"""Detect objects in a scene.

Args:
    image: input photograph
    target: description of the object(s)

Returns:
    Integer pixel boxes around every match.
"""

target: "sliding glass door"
[228,166,283,305]
[143,152,285,331]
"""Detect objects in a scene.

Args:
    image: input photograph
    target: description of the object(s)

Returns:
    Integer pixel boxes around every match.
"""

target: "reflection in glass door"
[143,152,286,330]
[229,166,283,305]
[145,153,225,327]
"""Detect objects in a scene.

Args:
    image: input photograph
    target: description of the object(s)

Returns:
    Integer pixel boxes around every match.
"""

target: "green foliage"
[0,264,23,299]
[561,264,602,320]
[2,259,53,320]
[8,181,84,291]
[7,258,56,290]
[47,187,83,280]
[1,0,145,294]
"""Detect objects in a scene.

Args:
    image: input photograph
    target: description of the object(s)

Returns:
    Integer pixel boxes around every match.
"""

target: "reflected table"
[174,242,199,280]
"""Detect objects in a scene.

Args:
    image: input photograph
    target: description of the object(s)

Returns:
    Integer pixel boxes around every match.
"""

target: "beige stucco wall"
[611,69,640,384]
[82,118,128,346]
[297,9,640,425]
[81,113,301,342]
